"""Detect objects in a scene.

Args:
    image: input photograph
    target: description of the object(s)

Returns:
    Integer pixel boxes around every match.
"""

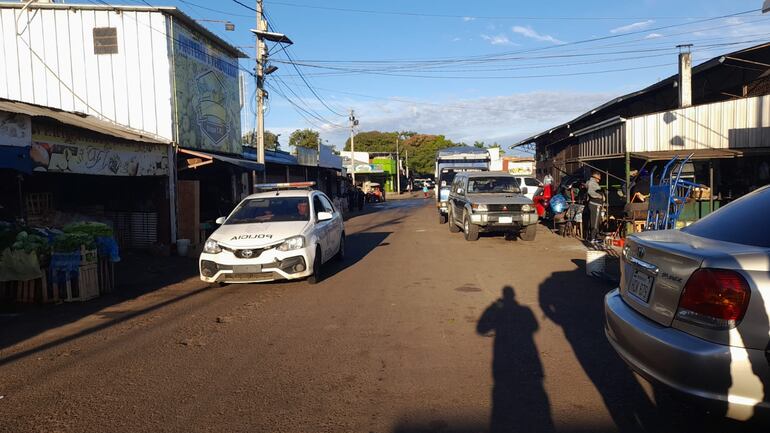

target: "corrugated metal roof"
[0,98,169,144]
[512,41,770,149]
[0,2,248,58]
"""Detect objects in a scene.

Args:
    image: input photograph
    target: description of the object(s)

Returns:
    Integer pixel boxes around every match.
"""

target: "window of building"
[93,27,118,55]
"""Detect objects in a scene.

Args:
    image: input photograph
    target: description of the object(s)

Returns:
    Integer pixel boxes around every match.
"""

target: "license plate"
[628,270,654,303]
[499,216,513,224]
[234,264,262,273]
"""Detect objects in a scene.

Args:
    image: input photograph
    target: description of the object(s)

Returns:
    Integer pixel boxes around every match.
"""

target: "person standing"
[586,171,605,242]
[422,184,429,198]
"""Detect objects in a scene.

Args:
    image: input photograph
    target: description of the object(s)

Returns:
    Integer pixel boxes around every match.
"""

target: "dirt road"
[0,199,762,432]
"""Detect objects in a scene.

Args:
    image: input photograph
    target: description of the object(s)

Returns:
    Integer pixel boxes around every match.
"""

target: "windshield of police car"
[225,197,311,224]
[467,177,519,194]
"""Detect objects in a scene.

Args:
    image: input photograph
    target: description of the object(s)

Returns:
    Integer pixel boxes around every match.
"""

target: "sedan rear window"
[226,197,310,224]
[682,186,770,248]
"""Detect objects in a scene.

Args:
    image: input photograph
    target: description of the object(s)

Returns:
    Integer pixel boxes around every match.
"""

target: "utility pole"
[251,1,291,181]
[349,110,358,186]
[395,134,401,194]
[256,0,266,172]
[405,150,410,179]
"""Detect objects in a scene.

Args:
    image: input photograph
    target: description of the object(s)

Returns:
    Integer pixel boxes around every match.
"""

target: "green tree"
[289,129,320,149]
[402,134,458,175]
[473,141,486,148]
[344,131,400,152]
[242,130,279,150]
[488,142,506,155]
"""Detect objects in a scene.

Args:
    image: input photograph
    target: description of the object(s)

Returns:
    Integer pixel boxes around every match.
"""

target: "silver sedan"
[605,185,770,422]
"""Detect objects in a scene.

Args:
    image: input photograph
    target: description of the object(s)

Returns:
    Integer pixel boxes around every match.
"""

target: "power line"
[177,0,254,18]
[230,0,257,13]
[281,8,761,66]
[262,9,347,118]
[264,1,720,21]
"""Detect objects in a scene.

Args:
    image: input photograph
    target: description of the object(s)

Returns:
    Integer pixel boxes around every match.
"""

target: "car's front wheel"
[464,213,479,241]
[307,246,323,284]
[335,234,345,262]
[449,209,460,233]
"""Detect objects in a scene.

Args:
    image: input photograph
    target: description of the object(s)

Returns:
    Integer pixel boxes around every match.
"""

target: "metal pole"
[396,134,401,194]
[349,109,356,187]
[709,161,714,214]
[256,0,266,169]
[625,151,632,234]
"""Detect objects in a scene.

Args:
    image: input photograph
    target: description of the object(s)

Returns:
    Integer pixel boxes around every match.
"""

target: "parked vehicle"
[446,172,538,241]
[435,147,491,224]
[199,182,344,285]
[514,176,543,201]
[605,185,770,420]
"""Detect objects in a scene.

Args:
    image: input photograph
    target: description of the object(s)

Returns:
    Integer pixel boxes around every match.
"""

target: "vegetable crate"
[52,247,100,302]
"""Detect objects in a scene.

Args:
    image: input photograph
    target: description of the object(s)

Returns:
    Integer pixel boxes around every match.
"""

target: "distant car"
[514,176,543,201]
[605,185,770,420]
[447,172,538,241]
[199,183,345,285]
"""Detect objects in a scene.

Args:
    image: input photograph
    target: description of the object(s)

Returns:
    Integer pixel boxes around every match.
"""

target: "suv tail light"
[676,269,751,329]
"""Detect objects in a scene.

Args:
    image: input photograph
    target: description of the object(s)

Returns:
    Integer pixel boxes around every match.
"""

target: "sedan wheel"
[307,246,323,284]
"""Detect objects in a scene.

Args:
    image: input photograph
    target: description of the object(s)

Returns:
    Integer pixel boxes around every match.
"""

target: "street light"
[195,19,235,31]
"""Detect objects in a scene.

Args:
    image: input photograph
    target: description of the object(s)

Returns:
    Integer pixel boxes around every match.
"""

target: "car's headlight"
[471,203,488,211]
[203,239,222,254]
[277,235,305,251]
[521,204,533,212]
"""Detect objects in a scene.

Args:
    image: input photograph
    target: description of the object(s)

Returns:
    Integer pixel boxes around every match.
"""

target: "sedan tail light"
[676,269,751,329]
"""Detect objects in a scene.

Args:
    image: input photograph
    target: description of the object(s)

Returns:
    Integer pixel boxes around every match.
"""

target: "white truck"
[435,147,491,224]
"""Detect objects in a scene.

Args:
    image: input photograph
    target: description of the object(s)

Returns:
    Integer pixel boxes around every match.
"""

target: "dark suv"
[447,172,538,241]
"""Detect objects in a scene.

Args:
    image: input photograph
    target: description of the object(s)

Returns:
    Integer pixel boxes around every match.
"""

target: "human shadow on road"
[539,268,659,432]
[477,286,555,433]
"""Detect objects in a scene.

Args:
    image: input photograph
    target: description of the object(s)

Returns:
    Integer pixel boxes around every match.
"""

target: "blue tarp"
[0,145,31,173]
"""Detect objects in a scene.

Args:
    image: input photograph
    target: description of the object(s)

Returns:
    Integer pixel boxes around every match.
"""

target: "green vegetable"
[53,233,95,253]
[63,222,113,238]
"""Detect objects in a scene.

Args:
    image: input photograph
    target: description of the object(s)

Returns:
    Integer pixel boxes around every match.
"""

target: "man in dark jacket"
[586,171,605,242]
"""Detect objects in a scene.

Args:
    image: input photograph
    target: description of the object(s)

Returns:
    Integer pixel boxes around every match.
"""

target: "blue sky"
[161,0,770,151]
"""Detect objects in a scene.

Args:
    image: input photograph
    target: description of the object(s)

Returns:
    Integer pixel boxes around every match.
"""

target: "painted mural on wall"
[0,112,31,147]
[29,123,169,176]
[173,23,242,155]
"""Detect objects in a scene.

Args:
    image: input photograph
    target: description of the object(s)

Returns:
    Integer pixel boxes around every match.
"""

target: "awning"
[0,98,168,144]
[179,148,264,171]
[630,148,770,161]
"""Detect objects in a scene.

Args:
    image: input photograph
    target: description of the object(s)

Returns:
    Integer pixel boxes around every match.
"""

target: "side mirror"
[215,217,226,225]
[457,188,464,195]
[522,187,529,195]
[511,187,522,194]
[317,211,333,222]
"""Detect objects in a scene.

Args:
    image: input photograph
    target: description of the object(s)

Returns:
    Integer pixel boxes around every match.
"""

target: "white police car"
[199,182,345,285]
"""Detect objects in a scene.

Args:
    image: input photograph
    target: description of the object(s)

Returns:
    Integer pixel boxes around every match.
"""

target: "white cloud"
[481,34,514,46]
[511,26,564,45]
[462,16,475,22]
[452,37,462,42]
[609,20,655,34]
[307,91,616,148]
[644,33,663,39]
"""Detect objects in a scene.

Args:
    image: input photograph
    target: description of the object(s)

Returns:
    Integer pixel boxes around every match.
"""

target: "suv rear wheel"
[463,213,479,241]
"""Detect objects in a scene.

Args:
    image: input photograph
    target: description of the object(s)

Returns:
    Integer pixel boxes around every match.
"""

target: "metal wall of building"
[578,123,625,160]
[0,7,173,140]
[626,94,770,153]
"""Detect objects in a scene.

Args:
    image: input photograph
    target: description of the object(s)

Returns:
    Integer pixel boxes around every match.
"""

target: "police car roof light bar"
[254,181,316,191]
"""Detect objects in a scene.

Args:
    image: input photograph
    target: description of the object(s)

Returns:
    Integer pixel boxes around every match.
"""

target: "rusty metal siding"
[626,94,770,153]
[578,123,625,159]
